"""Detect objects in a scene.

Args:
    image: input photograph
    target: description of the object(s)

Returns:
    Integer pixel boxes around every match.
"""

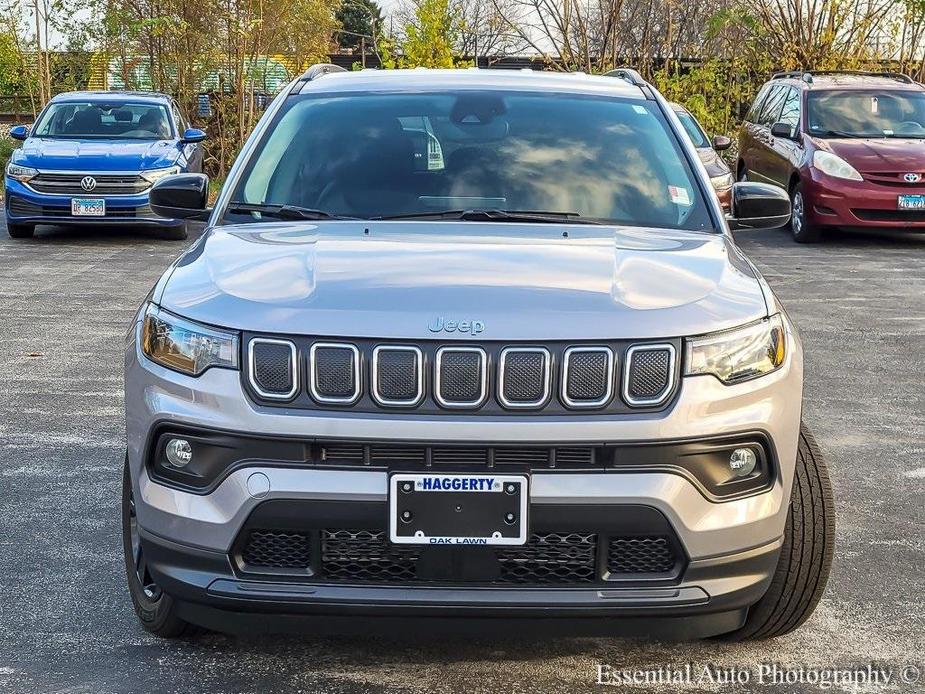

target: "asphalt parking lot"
[0,216,923,694]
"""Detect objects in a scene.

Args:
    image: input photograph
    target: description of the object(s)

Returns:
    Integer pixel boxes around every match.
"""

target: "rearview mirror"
[9,124,29,140]
[727,182,790,231]
[770,122,795,139]
[712,135,732,151]
[181,127,207,143]
[149,173,211,221]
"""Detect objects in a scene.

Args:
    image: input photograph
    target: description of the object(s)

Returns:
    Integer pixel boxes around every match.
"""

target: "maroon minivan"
[737,71,925,242]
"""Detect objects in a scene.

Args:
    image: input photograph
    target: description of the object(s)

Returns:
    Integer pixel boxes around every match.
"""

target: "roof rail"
[772,70,914,84]
[295,63,347,87]
[603,67,647,87]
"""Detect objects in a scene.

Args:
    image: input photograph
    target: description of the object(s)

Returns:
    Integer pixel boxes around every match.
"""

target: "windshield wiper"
[372,209,604,225]
[226,202,358,220]
[811,129,870,139]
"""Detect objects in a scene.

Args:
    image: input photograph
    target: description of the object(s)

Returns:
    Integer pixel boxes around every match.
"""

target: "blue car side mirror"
[181,127,207,143]
[9,125,29,141]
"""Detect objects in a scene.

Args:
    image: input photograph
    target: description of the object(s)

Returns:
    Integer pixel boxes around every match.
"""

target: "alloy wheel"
[791,191,805,236]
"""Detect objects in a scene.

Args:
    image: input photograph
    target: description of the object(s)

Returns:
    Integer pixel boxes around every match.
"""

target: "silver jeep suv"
[123,65,834,640]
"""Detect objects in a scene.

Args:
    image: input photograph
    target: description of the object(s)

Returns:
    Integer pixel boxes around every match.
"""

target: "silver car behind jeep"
[122,65,834,641]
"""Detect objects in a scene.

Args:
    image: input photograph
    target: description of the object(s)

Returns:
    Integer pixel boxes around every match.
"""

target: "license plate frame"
[897,194,925,210]
[388,473,528,546]
[71,198,106,217]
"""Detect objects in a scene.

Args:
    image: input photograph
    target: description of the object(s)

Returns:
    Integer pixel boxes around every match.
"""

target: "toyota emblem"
[904,173,921,183]
[80,176,97,192]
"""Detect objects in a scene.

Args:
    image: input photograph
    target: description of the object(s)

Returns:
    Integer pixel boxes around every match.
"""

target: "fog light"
[729,448,757,477]
[165,438,193,467]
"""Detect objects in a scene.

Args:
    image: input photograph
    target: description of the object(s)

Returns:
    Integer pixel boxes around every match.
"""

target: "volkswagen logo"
[904,173,921,183]
[80,176,97,192]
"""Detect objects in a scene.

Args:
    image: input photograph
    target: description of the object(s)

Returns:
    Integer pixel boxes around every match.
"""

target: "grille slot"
[241,530,311,570]
[494,448,550,467]
[499,348,550,408]
[624,344,675,406]
[554,447,596,467]
[322,529,419,582]
[497,532,598,584]
[310,343,360,404]
[320,444,365,464]
[369,446,426,465]
[431,447,489,465]
[372,346,422,406]
[562,347,613,407]
[248,338,296,399]
[606,536,679,575]
[435,347,487,408]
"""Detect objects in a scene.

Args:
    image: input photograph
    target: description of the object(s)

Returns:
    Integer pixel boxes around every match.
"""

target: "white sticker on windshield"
[871,97,879,114]
[668,185,691,206]
[632,105,648,114]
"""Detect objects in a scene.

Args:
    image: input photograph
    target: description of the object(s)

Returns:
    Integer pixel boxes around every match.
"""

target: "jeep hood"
[16,137,178,171]
[157,222,767,341]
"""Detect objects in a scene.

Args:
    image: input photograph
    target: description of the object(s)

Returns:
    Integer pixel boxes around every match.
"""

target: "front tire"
[790,183,822,243]
[722,424,835,641]
[122,456,197,638]
[7,221,35,238]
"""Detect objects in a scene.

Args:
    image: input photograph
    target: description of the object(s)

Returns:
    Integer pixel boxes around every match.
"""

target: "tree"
[385,0,467,68]
[335,0,382,50]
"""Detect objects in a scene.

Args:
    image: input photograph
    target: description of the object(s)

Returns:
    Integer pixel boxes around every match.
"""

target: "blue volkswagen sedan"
[4,91,206,239]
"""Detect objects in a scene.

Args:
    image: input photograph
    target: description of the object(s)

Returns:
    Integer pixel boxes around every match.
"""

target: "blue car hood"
[16,138,178,171]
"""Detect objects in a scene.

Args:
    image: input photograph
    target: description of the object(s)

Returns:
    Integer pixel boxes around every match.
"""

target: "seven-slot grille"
[27,172,151,195]
[246,337,678,411]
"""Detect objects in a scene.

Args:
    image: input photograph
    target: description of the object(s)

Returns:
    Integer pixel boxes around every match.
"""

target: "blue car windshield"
[228,91,714,231]
[32,102,173,140]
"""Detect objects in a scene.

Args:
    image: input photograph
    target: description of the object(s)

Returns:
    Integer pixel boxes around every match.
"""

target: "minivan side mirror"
[181,127,207,143]
[712,135,732,151]
[727,182,790,231]
[770,122,795,139]
[9,124,29,140]
[149,173,212,221]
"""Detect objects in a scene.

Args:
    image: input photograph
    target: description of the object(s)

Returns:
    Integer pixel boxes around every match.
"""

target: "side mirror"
[9,125,29,141]
[770,122,795,139]
[712,135,732,151]
[181,127,207,143]
[727,182,790,231]
[149,173,211,220]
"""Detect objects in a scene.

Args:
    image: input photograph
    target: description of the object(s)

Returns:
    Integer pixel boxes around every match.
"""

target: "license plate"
[898,194,925,210]
[71,198,105,216]
[389,473,528,546]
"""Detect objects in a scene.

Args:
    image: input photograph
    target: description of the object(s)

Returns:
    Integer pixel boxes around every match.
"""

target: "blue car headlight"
[140,165,180,184]
[6,162,39,183]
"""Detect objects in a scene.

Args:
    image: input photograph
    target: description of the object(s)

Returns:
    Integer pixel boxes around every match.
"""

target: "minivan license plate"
[389,473,528,546]
[71,198,105,216]
[898,194,925,210]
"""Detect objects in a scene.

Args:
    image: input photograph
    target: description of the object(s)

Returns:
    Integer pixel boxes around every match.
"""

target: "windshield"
[227,91,713,231]
[33,102,173,139]
[675,110,710,148]
[807,90,925,138]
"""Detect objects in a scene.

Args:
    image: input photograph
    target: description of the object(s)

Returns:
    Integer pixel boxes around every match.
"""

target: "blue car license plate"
[898,194,925,210]
[71,198,105,216]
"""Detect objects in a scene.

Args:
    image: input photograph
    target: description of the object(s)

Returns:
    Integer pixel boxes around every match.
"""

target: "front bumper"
[4,178,180,227]
[125,319,803,632]
[804,168,925,228]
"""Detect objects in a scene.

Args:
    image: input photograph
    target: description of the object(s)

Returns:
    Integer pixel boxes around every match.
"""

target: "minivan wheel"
[721,424,835,641]
[122,456,198,638]
[790,184,822,243]
[7,222,35,238]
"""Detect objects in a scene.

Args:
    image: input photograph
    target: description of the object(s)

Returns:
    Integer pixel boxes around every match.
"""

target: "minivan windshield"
[226,91,713,231]
[807,90,925,138]
[32,102,173,140]
[674,109,710,148]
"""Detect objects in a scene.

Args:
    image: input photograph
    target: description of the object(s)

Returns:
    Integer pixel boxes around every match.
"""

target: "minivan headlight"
[140,166,180,183]
[6,162,39,182]
[685,315,786,384]
[141,304,239,376]
[812,151,862,181]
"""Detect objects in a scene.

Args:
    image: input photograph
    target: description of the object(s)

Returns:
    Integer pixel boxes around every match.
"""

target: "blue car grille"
[28,172,150,195]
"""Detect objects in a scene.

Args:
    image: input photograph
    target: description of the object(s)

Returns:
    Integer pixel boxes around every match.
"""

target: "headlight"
[141,304,239,376]
[6,162,39,182]
[710,173,734,190]
[812,151,862,181]
[685,315,786,384]
[140,166,180,184]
